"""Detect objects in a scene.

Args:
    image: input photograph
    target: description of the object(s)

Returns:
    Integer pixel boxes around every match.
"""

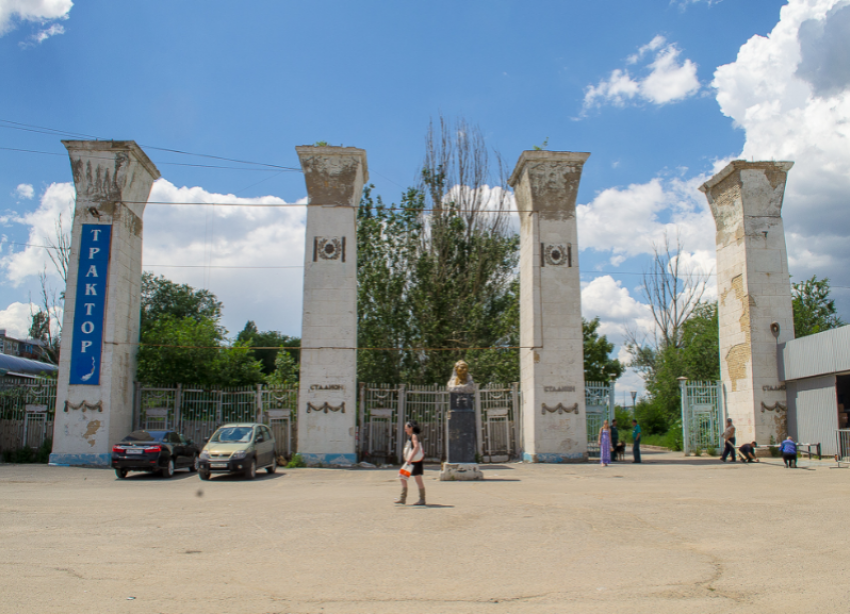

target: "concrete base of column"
[299,453,357,467]
[523,452,588,463]
[48,453,111,467]
[439,463,483,481]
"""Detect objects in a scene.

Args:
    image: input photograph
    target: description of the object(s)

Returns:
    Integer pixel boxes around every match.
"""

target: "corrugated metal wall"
[790,375,837,455]
[780,325,850,381]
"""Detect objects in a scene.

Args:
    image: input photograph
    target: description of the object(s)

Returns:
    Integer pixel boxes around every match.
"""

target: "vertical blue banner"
[70,224,111,385]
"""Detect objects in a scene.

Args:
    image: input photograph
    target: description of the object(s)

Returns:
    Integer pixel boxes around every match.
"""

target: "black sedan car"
[112,430,201,479]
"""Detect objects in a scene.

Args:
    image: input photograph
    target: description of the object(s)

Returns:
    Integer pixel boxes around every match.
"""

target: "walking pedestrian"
[610,419,620,462]
[779,436,797,468]
[598,420,612,467]
[720,418,736,462]
[395,421,426,505]
[632,419,642,463]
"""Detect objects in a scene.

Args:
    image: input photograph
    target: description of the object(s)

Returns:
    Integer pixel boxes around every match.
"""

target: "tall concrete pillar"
[509,151,590,462]
[50,141,160,466]
[700,161,795,445]
[296,146,367,466]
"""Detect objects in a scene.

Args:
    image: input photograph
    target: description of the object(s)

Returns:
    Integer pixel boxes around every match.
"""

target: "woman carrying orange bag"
[395,421,426,506]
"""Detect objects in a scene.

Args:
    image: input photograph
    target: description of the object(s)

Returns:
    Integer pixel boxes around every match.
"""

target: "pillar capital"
[62,140,160,217]
[700,160,794,224]
[295,146,368,206]
[509,151,590,218]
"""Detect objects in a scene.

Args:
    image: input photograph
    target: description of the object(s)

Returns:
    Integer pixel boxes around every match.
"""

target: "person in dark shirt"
[738,441,759,463]
[610,420,620,462]
[632,419,641,463]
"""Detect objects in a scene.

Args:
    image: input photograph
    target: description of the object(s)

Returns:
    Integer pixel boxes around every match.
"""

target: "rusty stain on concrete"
[83,420,101,447]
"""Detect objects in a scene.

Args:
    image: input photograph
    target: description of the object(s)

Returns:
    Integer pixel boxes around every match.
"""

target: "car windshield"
[210,427,253,443]
[122,430,166,443]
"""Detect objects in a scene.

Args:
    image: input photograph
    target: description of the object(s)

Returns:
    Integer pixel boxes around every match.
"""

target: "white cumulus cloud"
[712,0,850,293]
[583,36,701,110]
[0,0,72,36]
[14,183,34,199]
[1,181,74,285]
[0,301,40,338]
[142,179,307,336]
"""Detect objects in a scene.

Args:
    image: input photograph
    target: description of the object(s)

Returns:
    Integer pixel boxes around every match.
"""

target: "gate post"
[511,382,520,459]
[608,379,616,422]
[358,383,366,459]
[174,384,182,433]
[700,161,795,445]
[474,384,484,460]
[396,384,407,464]
[295,146,367,466]
[133,382,141,431]
[679,377,689,455]
[50,141,160,466]
[509,151,590,463]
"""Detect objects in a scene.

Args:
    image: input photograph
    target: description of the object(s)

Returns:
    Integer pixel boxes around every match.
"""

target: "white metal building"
[778,325,850,456]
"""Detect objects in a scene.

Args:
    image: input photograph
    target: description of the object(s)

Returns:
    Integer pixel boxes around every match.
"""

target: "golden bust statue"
[447,360,475,393]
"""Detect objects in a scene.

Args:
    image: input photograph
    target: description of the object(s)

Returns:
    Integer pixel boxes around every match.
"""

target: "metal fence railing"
[836,430,850,461]
[0,378,57,455]
[135,383,299,459]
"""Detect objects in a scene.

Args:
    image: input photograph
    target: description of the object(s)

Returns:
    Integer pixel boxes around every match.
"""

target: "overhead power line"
[0,119,302,172]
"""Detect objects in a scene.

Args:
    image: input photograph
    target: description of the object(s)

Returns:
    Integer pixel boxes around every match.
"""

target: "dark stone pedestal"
[441,392,483,480]
[446,409,476,464]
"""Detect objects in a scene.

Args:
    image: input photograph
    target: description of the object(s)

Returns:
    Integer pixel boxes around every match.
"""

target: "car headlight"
[199,451,210,460]
[231,450,247,460]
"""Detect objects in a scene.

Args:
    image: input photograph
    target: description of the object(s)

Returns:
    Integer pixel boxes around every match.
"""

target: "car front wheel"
[244,458,256,480]
[199,468,211,481]
[115,468,128,479]
[189,455,199,472]
[161,459,174,478]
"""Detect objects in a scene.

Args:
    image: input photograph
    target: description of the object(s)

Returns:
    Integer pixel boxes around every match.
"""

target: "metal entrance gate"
[0,379,56,455]
[585,381,614,456]
[358,383,520,463]
[679,380,723,454]
[135,383,298,458]
[359,384,405,463]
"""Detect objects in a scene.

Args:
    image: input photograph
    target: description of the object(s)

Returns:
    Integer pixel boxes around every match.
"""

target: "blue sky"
[2,0,849,397]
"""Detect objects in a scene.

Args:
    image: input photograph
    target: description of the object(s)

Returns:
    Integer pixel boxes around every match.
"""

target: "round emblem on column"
[317,237,342,260]
[544,244,568,266]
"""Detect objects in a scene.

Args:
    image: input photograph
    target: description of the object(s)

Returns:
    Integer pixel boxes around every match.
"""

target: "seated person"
[737,441,759,463]
[779,436,797,468]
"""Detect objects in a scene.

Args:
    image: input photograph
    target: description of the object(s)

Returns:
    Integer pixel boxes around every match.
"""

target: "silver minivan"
[198,423,277,480]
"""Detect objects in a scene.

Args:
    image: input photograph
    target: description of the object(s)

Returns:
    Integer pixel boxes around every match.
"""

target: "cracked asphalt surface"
[1,450,848,614]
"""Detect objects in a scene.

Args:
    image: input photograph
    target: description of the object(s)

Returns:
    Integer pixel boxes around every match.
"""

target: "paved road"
[1,451,848,614]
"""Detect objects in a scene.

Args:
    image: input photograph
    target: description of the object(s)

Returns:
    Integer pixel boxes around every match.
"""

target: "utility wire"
[0,119,302,172]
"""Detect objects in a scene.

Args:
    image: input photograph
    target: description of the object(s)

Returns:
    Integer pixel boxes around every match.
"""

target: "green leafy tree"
[629,301,720,434]
[792,275,844,337]
[136,316,264,386]
[141,272,222,331]
[266,351,300,387]
[583,317,624,382]
[236,320,300,376]
[357,118,519,385]
[137,273,264,386]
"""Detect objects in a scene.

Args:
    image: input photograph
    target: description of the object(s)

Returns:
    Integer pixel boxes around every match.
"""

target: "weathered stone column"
[509,151,590,462]
[296,146,367,466]
[700,161,795,445]
[50,141,160,466]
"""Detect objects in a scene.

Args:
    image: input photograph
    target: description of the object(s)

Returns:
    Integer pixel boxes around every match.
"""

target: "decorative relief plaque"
[313,236,346,262]
[541,243,571,267]
[541,402,579,415]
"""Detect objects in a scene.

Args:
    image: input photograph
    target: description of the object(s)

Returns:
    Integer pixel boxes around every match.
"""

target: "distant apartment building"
[0,330,47,361]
